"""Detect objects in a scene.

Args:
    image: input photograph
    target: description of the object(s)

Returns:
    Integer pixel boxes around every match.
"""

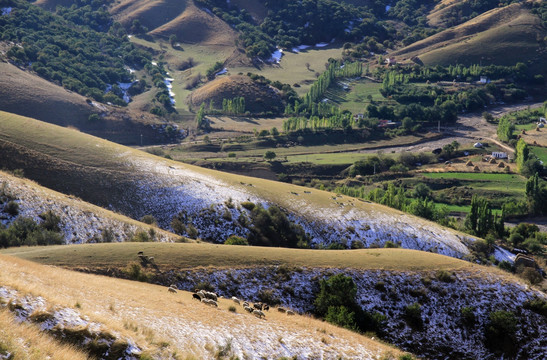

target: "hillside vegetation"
[0,111,476,259]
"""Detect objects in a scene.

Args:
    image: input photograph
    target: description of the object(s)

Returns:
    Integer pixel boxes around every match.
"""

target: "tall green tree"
[515,139,529,173]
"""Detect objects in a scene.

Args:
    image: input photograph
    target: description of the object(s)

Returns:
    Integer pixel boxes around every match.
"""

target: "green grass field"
[0,242,474,272]
[231,45,345,96]
[421,172,525,195]
[530,146,547,163]
[325,79,386,114]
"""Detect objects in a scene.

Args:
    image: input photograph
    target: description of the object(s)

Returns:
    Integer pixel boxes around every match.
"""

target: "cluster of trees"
[1,0,151,104]
[314,273,385,333]
[303,61,363,107]
[195,0,385,59]
[497,116,515,142]
[282,113,354,132]
[0,211,64,248]
[465,195,504,238]
[206,61,224,80]
[245,203,309,248]
[222,97,245,115]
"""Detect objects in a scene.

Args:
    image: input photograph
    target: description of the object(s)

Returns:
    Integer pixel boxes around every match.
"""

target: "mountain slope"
[393,3,546,70]
[0,62,180,145]
[0,111,477,258]
[0,170,178,243]
[0,254,405,359]
[111,0,238,46]
[4,243,546,359]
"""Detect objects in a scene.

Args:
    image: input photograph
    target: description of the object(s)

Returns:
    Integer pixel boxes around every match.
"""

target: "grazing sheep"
[243,301,249,307]
[263,304,269,311]
[192,293,202,301]
[137,251,144,256]
[147,256,155,263]
[277,307,286,313]
[201,298,218,307]
[167,287,177,293]
[244,306,253,313]
[287,310,295,316]
[253,310,265,319]
[232,297,240,305]
[203,292,218,301]
[253,302,263,311]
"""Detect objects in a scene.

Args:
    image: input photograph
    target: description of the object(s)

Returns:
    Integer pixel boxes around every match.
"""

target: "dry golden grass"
[2,242,474,272]
[0,62,92,127]
[0,254,405,359]
[206,115,286,133]
[394,3,545,69]
[0,308,89,360]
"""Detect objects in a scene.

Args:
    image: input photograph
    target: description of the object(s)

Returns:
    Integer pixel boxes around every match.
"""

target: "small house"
[354,113,364,120]
[479,76,489,84]
[491,152,508,159]
[473,142,483,148]
[385,57,396,66]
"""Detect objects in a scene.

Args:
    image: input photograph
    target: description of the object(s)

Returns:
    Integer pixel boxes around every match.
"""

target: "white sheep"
[253,309,265,319]
[232,297,240,304]
[167,286,177,293]
[287,310,295,316]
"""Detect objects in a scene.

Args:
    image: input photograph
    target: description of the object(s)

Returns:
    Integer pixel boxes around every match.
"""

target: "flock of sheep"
[139,252,297,319]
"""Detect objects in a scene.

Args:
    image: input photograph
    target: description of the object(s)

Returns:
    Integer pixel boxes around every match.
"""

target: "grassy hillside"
[0,62,178,145]
[1,242,473,272]
[0,254,405,359]
[0,170,180,244]
[188,75,284,113]
[111,0,238,46]
[0,309,88,360]
[393,3,546,71]
[0,111,476,258]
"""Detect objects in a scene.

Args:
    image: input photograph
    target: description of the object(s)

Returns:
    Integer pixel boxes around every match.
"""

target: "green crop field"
[420,172,525,194]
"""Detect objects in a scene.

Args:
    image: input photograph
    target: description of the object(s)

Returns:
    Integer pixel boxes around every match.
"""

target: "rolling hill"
[0,110,479,259]
[111,0,238,46]
[3,243,546,359]
[0,61,182,145]
[0,253,407,359]
[393,2,547,71]
[188,75,284,113]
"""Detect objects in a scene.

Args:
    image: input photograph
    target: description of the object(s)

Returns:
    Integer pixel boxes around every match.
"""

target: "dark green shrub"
[140,215,157,225]
[131,231,151,242]
[384,240,400,248]
[460,306,476,326]
[404,303,423,329]
[39,210,61,232]
[327,242,346,250]
[225,235,248,245]
[5,200,19,216]
[123,262,150,282]
[240,201,255,210]
[523,297,547,317]
[325,305,357,330]
[171,217,186,235]
[484,310,518,356]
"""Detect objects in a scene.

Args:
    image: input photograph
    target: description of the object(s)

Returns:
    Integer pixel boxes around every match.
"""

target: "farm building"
[491,152,508,159]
